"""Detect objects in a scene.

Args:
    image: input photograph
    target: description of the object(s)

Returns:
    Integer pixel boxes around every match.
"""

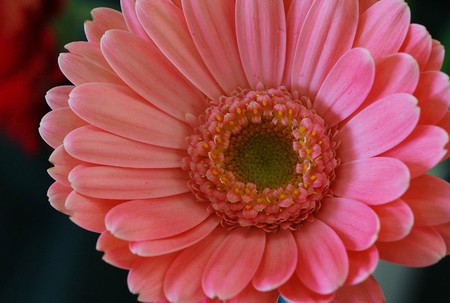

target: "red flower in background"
[0,0,64,154]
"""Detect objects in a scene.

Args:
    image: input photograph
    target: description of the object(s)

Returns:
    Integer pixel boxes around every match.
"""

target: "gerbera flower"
[39,0,450,302]
[0,0,64,154]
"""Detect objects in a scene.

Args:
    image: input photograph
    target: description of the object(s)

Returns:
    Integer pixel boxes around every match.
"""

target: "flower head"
[40,0,450,302]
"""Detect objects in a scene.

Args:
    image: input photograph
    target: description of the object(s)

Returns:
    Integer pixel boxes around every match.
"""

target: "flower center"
[225,121,298,189]
[184,85,338,231]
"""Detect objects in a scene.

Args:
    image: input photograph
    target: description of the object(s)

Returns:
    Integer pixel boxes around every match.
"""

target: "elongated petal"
[333,276,385,303]
[69,82,191,149]
[314,48,375,127]
[346,246,379,285]
[317,198,379,251]
[182,0,248,93]
[69,164,189,200]
[425,39,445,71]
[294,219,348,294]
[120,0,151,39]
[47,182,72,214]
[377,226,446,267]
[101,29,206,121]
[291,0,358,98]
[129,215,220,256]
[353,0,410,60]
[225,284,278,303]
[434,222,450,254]
[106,193,209,241]
[45,85,73,109]
[400,24,432,71]
[202,228,266,300]
[58,53,123,86]
[84,8,127,44]
[371,199,414,242]
[279,274,335,303]
[128,254,178,302]
[332,157,410,205]
[65,191,123,233]
[64,126,185,168]
[164,228,228,303]
[48,145,82,186]
[336,93,419,161]
[39,107,86,149]
[382,125,448,178]
[136,0,223,99]
[252,230,297,291]
[283,0,314,86]
[236,0,286,88]
[415,71,450,125]
[362,53,420,108]
[96,231,139,269]
[402,174,450,226]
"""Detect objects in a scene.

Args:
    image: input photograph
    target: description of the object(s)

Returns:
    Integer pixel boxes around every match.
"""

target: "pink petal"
[381,125,448,178]
[252,230,297,291]
[361,53,420,109]
[291,0,358,98]
[433,222,450,254]
[47,182,72,214]
[317,198,380,251]
[224,284,278,303]
[402,174,450,226]
[333,275,385,303]
[120,0,151,40]
[236,0,286,88]
[45,85,73,109]
[136,0,223,100]
[377,226,446,267]
[332,157,410,205]
[58,52,123,86]
[129,215,220,256]
[69,82,191,149]
[438,111,450,159]
[371,199,414,242]
[358,0,378,13]
[64,125,185,169]
[314,48,375,127]
[164,228,228,303]
[425,39,445,71]
[69,164,189,200]
[96,231,139,269]
[48,145,82,186]
[128,253,178,302]
[39,107,87,149]
[65,41,114,72]
[65,191,123,233]
[278,269,335,303]
[294,219,348,295]
[101,29,206,122]
[282,0,314,86]
[336,93,419,161]
[399,24,432,71]
[183,0,248,93]
[105,193,209,241]
[202,228,266,300]
[415,71,450,125]
[346,246,379,285]
[84,8,127,44]
[353,0,410,60]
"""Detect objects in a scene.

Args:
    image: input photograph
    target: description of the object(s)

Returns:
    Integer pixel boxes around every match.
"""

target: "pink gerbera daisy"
[39,0,450,302]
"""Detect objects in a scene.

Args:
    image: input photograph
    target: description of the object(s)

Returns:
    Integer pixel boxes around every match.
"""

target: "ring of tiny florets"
[184,85,338,231]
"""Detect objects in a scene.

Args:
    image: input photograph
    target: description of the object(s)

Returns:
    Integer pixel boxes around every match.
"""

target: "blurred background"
[0,0,448,302]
